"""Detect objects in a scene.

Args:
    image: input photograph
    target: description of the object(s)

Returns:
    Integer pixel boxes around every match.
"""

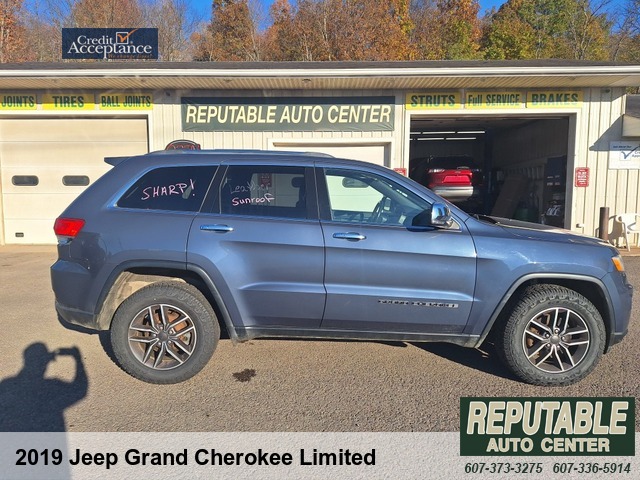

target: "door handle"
[333,232,366,241]
[200,224,234,233]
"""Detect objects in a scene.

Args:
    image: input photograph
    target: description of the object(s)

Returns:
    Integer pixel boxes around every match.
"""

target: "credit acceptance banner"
[181,96,395,132]
[62,28,158,60]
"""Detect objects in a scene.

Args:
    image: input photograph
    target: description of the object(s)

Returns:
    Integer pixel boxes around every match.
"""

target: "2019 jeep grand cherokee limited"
[51,150,633,385]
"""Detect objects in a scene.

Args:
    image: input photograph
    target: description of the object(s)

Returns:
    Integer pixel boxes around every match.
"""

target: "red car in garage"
[410,155,482,202]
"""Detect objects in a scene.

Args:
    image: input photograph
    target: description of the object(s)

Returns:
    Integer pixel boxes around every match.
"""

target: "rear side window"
[217,165,308,219]
[117,166,217,212]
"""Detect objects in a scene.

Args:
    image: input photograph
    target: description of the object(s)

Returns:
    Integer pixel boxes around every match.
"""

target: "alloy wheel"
[127,303,197,370]
[521,307,590,374]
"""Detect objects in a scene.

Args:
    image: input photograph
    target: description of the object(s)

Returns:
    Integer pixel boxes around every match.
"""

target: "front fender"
[469,273,615,349]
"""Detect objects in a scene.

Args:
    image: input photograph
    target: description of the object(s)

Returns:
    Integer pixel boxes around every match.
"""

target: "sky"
[189,0,625,25]
[189,0,512,22]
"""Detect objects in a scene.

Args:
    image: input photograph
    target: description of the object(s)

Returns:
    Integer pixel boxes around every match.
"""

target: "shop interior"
[409,115,570,227]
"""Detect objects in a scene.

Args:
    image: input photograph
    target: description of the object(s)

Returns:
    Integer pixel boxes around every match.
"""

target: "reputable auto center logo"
[460,397,635,456]
[62,28,158,60]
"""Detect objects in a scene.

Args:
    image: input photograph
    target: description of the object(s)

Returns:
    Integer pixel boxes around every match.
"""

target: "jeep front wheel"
[110,282,220,384]
[498,285,606,386]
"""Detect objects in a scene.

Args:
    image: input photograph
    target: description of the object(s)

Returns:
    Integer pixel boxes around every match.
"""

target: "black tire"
[497,284,606,386]
[110,281,220,384]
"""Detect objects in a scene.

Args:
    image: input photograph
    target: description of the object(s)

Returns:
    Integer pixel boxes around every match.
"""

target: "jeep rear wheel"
[110,282,219,384]
[498,285,606,386]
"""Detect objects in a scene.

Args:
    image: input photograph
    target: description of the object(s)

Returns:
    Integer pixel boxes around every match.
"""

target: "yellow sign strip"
[526,91,583,108]
[466,91,524,109]
[42,93,95,110]
[406,93,461,110]
[0,94,37,110]
[99,92,153,110]
[407,90,584,110]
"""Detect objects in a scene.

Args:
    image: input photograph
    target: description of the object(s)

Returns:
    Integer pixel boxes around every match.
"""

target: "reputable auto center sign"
[181,97,395,132]
[62,28,158,60]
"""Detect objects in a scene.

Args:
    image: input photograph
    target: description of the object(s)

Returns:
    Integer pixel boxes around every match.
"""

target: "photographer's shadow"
[0,343,88,431]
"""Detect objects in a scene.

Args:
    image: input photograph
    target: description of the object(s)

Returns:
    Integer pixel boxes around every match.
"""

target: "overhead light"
[446,137,476,141]
[421,131,455,135]
[457,130,485,134]
[418,137,445,141]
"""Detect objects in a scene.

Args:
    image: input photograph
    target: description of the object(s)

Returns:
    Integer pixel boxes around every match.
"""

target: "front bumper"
[602,271,633,352]
[608,329,628,348]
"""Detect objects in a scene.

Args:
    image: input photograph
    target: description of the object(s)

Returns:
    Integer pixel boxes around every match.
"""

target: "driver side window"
[324,168,432,226]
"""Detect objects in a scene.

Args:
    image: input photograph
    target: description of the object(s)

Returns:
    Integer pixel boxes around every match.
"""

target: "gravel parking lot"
[0,246,638,432]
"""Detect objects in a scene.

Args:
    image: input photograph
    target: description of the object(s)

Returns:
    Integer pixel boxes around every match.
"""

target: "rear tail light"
[428,168,445,173]
[54,218,85,238]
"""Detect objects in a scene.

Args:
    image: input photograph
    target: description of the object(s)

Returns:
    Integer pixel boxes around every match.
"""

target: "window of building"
[62,175,90,186]
[12,175,39,186]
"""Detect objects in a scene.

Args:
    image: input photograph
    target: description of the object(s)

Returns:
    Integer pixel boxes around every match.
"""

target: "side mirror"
[411,203,453,228]
[431,202,453,228]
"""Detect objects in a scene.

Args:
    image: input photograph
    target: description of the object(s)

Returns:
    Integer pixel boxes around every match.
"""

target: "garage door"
[271,141,390,166]
[0,118,148,244]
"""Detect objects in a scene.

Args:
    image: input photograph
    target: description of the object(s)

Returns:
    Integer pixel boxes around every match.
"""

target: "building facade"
[0,60,639,244]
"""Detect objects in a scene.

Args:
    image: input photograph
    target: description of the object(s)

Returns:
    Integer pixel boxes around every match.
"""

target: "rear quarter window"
[117,166,217,212]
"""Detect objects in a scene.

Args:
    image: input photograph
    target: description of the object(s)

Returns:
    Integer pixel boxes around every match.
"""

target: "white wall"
[573,88,638,238]
[151,89,406,169]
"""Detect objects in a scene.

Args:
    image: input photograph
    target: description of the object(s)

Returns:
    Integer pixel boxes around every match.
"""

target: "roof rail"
[145,149,335,157]
[106,150,336,164]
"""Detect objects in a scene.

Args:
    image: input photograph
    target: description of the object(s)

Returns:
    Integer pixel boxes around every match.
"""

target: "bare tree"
[610,0,640,63]
[142,0,202,61]
[563,0,611,60]
[71,0,144,27]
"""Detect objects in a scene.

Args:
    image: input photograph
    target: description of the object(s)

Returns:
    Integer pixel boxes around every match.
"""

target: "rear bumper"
[51,258,103,330]
[55,301,101,330]
[432,185,477,201]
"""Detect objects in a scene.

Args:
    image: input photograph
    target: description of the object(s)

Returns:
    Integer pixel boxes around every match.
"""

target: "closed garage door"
[0,118,148,244]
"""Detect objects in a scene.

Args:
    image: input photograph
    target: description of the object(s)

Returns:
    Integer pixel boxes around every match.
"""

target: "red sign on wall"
[575,167,590,187]
[259,173,272,188]
[394,167,407,176]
